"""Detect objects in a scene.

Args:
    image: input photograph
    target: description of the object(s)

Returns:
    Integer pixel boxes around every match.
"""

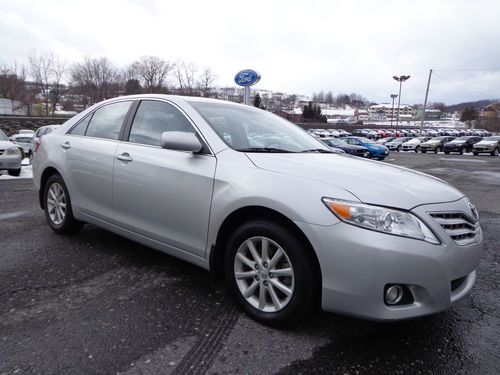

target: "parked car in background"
[376,137,395,145]
[472,136,500,156]
[32,94,483,326]
[322,137,369,157]
[401,137,432,152]
[28,125,62,162]
[385,137,412,152]
[0,129,22,176]
[9,132,34,157]
[343,136,389,159]
[444,136,482,154]
[420,136,456,154]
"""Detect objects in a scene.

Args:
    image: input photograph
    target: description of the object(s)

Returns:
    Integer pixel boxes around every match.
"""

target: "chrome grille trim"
[429,212,480,246]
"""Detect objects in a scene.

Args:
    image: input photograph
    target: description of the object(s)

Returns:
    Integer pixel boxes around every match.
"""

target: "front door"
[112,100,216,258]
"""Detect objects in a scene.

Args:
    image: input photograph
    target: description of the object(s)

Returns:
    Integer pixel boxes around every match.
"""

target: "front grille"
[0,149,4,156]
[429,212,480,246]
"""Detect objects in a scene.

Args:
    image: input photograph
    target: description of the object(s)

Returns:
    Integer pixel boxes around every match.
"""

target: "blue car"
[343,136,389,160]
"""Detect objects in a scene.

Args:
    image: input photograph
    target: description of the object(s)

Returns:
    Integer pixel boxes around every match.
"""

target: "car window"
[128,101,195,146]
[69,114,93,136]
[85,101,132,140]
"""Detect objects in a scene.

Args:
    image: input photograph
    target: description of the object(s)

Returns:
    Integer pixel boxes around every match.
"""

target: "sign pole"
[234,69,261,106]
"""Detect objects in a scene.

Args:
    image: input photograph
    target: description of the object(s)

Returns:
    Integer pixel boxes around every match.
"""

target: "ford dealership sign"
[234,69,261,87]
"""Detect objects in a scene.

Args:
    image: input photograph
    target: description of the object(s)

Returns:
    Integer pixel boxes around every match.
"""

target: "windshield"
[0,129,8,141]
[452,137,469,142]
[355,137,375,144]
[323,138,346,147]
[484,136,500,141]
[14,136,33,142]
[190,101,328,152]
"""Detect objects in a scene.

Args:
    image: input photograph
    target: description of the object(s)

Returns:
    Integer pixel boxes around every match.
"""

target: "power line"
[433,68,500,72]
[433,73,499,100]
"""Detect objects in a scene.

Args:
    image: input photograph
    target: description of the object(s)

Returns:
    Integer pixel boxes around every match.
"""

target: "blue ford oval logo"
[234,69,261,87]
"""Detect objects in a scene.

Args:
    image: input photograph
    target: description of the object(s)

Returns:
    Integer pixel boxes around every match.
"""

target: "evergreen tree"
[460,106,478,127]
[253,92,262,108]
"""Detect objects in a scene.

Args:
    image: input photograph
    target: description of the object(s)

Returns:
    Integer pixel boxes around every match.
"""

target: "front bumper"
[0,154,22,170]
[444,145,465,152]
[295,198,483,321]
[473,146,495,153]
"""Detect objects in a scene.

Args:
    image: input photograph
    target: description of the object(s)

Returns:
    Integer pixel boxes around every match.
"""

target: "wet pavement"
[0,152,499,374]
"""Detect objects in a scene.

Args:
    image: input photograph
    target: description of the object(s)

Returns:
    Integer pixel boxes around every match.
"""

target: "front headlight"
[5,147,21,156]
[322,198,440,244]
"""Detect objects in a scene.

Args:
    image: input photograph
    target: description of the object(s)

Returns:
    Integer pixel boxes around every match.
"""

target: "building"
[0,98,26,115]
[368,103,416,119]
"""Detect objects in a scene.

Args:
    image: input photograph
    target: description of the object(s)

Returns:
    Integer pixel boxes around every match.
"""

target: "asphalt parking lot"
[0,152,499,375]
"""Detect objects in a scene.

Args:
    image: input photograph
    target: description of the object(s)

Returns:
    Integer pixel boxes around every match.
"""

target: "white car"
[10,132,34,156]
[401,137,432,152]
[0,129,22,176]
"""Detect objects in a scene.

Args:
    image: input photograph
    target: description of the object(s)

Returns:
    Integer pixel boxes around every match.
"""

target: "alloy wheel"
[46,182,67,225]
[234,236,295,313]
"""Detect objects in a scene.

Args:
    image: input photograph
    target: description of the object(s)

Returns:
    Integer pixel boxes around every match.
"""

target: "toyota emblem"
[468,202,479,221]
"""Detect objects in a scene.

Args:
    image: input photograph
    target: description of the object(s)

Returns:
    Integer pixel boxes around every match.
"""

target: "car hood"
[0,140,16,149]
[246,153,464,210]
[340,144,367,151]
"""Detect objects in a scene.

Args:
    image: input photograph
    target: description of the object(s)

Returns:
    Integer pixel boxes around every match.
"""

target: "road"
[0,152,499,375]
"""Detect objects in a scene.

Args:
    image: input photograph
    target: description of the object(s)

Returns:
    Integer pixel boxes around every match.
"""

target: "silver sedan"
[33,95,483,326]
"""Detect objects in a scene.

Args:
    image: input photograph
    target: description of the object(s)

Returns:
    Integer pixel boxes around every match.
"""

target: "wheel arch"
[38,166,61,209]
[209,205,322,290]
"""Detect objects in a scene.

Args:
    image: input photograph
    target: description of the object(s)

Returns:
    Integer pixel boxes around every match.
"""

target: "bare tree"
[173,60,198,95]
[29,52,53,115]
[130,56,172,93]
[70,57,119,105]
[197,67,216,97]
[49,56,67,114]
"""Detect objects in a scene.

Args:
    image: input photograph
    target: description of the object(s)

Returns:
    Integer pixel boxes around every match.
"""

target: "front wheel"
[415,146,420,153]
[8,168,21,177]
[225,221,317,327]
[397,145,402,152]
[492,148,499,156]
[44,174,84,234]
[435,146,442,154]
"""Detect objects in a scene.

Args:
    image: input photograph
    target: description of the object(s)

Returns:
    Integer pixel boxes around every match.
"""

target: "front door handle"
[116,152,133,162]
[60,141,71,150]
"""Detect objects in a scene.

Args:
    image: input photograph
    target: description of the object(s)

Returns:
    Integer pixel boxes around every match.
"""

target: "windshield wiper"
[300,148,334,153]
[236,147,296,153]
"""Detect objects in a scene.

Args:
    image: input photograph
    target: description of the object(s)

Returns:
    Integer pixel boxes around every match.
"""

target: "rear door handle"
[116,153,133,162]
[61,141,71,150]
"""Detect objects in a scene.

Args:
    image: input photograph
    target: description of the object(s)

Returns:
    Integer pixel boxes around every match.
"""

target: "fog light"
[385,285,403,305]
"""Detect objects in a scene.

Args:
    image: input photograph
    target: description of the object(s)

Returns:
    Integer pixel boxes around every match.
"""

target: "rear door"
[62,100,133,221]
[113,99,216,257]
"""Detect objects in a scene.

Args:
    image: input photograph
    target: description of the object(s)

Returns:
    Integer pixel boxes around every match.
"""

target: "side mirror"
[160,131,203,153]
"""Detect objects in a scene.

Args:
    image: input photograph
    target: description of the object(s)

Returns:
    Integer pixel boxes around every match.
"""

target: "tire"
[377,157,385,160]
[397,145,402,152]
[28,151,33,164]
[473,152,479,156]
[435,146,442,154]
[444,151,450,154]
[225,220,317,327]
[422,150,427,153]
[8,168,21,177]
[415,146,420,153]
[459,148,464,155]
[43,174,84,234]
[492,148,499,156]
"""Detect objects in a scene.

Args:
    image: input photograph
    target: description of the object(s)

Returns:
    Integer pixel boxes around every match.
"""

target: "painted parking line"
[0,211,28,220]
[439,158,486,163]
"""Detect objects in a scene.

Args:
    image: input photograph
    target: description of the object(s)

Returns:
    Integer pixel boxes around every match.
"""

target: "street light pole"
[390,94,398,126]
[393,75,410,127]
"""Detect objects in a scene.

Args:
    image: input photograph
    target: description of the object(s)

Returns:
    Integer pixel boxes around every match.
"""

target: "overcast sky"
[1,0,499,105]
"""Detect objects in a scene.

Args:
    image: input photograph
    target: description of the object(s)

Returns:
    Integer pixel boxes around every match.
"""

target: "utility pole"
[390,94,398,126]
[419,69,433,136]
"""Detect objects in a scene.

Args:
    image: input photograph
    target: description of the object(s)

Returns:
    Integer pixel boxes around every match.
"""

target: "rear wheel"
[8,168,21,177]
[44,174,83,234]
[225,220,317,327]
